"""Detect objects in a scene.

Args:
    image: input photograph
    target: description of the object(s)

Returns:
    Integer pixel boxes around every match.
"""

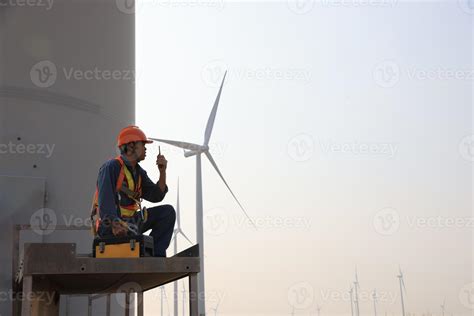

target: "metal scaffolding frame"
[12,225,200,316]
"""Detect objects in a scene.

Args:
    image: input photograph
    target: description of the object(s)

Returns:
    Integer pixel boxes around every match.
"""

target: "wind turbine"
[440,299,446,316]
[150,71,256,315]
[181,281,186,316]
[354,268,360,316]
[316,304,321,316]
[160,286,170,316]
[373,289,378,316]
[397,267,407,316]
[172,178,192,316]
[349,286,354,316]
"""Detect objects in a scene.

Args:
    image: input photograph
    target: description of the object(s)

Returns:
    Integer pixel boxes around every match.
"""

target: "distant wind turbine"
[150,71,256,315]
[160,286,170,316]
[441,298,446,316]
[181,281,186,316]
[373,289,378,316]
[397,267,407,316]
[172,178,193,316]
[349,286,354,316]
[316,304,321,316]
[354,268,361,316]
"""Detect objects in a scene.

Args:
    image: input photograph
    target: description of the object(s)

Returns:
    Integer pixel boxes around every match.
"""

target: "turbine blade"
[149,138,202,151]
[204,151,258,230]
[179,230,193,245]
[204,71,227,146]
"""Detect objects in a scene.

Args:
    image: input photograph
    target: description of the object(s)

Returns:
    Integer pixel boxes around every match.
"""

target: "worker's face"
[134,141,147,161]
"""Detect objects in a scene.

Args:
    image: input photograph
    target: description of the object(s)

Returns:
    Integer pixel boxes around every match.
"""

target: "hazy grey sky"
[136,1,472,315]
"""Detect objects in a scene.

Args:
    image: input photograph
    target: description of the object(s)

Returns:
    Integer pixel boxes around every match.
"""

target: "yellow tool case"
[93,235,154,258]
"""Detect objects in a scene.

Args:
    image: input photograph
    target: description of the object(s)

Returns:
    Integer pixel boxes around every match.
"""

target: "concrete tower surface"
[0,0,135,314]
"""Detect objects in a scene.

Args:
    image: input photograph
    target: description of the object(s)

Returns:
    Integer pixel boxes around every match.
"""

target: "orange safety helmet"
[117,125,154,147]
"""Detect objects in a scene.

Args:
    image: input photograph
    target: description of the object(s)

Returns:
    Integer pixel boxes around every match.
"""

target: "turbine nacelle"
[183,145,209,158]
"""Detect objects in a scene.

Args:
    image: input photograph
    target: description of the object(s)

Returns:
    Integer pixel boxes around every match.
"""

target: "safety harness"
[90,156,146,237]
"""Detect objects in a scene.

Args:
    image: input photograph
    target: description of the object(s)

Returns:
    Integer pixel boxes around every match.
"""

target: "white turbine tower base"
[150,71,256,315]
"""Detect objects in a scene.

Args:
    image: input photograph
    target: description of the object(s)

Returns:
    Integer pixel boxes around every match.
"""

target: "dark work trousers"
[140,204,176,257]
[98,204,176,257]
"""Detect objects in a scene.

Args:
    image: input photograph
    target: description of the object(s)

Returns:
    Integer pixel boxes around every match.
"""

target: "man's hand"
[112,220,128,237]
[156,154,168,173]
